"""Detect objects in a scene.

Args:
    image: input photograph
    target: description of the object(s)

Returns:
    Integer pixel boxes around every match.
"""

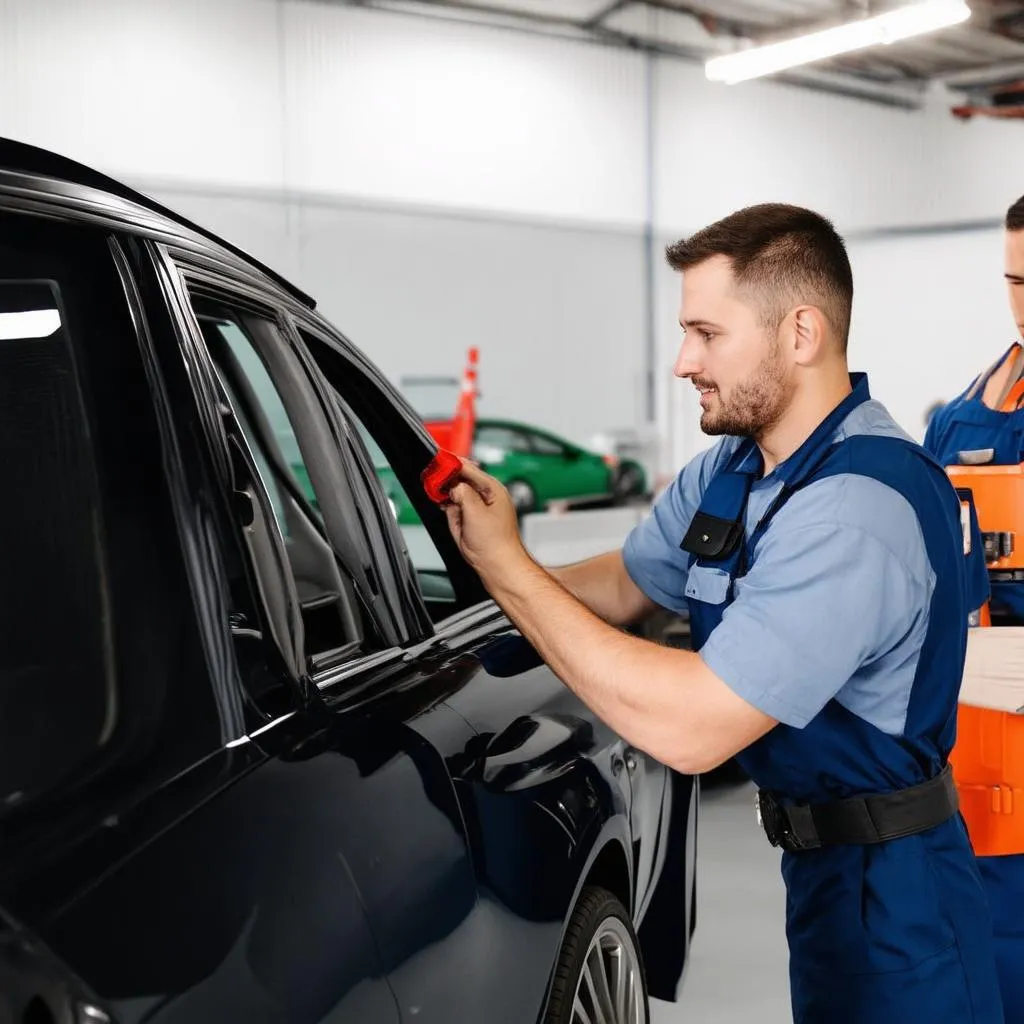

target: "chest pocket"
[684,563,731,605]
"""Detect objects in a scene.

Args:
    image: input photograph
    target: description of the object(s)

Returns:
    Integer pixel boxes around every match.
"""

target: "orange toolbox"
[947,459,1024,857]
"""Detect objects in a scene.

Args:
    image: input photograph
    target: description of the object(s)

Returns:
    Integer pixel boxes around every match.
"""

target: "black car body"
[0,138,698,1024]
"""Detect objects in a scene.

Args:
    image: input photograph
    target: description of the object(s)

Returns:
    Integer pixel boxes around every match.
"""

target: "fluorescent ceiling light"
[705,0,971,84]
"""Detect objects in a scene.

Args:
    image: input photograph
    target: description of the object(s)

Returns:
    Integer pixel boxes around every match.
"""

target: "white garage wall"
[2,0,1022,471]
[654,59,926,236]
[654,62,1024,237]
[0,0,648,228]
[281,2,648,228]
[6,0,1020,232]
[916,101,1024,230]
[144,184,648,448]
[0,0,288,191]
[847,227,1014,441]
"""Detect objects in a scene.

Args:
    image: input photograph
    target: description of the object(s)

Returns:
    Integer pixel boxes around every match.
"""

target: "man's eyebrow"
[681,318,724,330]
[1005,273,1024,284]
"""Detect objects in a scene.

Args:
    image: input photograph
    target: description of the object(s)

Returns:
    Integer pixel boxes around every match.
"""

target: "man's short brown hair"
[1006,196,1024,232]
[665,203,854,349]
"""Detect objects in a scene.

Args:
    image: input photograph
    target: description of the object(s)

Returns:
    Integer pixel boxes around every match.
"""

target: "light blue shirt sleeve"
[698,475,935,730]
[621,441,733,615]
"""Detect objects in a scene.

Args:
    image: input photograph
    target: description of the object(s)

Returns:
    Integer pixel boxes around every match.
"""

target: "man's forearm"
[546,551,655,628]
[485,554,711,772]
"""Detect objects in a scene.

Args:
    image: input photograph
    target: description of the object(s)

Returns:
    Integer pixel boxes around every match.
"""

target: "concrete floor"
[651,778,793,1023]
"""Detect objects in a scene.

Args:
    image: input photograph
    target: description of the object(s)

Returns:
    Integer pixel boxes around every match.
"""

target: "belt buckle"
[756,789,792,850]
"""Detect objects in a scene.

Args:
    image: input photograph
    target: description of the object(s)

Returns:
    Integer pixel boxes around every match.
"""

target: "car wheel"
[613,464,643,502]
[544,886,649,1024]
[507,478,537,515]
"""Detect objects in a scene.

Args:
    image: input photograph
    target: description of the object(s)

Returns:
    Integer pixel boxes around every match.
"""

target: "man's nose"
[674,336,701,379]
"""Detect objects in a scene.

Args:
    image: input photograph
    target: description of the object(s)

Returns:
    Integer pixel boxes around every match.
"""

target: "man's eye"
[701,330,715,342]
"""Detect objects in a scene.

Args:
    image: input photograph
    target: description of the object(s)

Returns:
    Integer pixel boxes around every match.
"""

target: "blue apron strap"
[774,373,871,487]
[965,341,1021,401]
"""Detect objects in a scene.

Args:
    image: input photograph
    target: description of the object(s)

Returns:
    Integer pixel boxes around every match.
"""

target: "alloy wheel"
[570,916,646,1024]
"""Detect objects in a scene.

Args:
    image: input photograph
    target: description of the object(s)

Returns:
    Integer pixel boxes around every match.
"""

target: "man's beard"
[697,339,793,439]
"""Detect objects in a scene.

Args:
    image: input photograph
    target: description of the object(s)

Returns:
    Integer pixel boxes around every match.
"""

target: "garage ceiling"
[356,0,1024,104]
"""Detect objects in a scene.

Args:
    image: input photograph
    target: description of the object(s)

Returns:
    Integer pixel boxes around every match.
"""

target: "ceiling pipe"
[939,56,1024,86]
[361,0,929,107]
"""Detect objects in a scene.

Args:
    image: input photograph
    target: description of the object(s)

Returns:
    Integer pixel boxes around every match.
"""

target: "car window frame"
[291,317,491,618]
[187,283,390,642]
[284,316,435,647]
[149,242,312,700]
[527,429,569,457]
[155,248,422,696]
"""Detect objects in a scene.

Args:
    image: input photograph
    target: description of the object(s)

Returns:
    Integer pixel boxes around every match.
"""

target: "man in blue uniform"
[925,195,1024,491]
[922,193,1024,1024]
[442,203,1003,1023]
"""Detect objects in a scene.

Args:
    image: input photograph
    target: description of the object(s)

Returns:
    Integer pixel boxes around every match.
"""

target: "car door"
[0,203,412,1024]
[472,423,548,506]
[289,319,693,1012]
[157,253,510,1024]
[527,428,612,503]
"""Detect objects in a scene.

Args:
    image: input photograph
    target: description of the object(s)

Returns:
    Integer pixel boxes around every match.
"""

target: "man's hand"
[443,461,532,584]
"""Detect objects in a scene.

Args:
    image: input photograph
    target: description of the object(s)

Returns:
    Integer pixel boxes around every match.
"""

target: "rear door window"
[0,216,224,820]
[0,277,112,808]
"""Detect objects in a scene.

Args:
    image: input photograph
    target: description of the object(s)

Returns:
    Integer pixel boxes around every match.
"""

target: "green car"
[303,418,647,526]
[471,419,640,514]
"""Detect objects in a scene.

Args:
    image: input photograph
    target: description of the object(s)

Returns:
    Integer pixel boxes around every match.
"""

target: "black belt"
[755,764,959,853]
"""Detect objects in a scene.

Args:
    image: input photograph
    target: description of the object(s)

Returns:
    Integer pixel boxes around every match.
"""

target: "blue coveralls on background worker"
[920,193,1024,1024]
[441,203,1003,1024]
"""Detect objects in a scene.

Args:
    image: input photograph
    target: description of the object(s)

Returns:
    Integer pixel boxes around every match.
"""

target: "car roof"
[478,418,572,442]
[477,418,531,432]
[0,136,315,309]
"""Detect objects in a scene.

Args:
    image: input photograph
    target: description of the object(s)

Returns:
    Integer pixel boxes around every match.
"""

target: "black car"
[0,138,698,1024]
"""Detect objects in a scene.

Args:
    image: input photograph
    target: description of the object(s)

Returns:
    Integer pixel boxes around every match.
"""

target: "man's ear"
[791,305,828,364]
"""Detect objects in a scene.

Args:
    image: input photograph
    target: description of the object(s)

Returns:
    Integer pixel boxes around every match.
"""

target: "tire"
[507,478,537,515]
[612,464,643,503]
[544,886,650,1024]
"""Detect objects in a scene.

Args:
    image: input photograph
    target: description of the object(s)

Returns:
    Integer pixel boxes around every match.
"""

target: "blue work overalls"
[686,377,1003,1023]
[924,352,1024,1024]
[926,342,1024,621]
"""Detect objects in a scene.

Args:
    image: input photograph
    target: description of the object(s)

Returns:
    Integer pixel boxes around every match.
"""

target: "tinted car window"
[0,279,111,809]
[189,299,373,664]
[529,432,566,456]
[0,219,224,820]
[207,317,311,537]
[350,411,449,580]
[474,425,531,456]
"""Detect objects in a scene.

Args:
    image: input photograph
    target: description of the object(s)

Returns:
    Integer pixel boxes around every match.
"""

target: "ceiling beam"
[381,0,596,32]
[584,0,632,29]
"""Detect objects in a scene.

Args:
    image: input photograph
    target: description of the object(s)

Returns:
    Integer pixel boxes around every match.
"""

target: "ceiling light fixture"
[704,0,971,84]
